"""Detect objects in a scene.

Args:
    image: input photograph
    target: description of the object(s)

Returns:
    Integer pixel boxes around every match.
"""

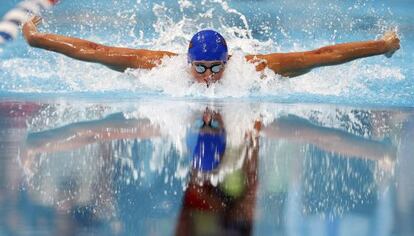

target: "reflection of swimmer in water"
[23,16,400,87]
[187,108,226,173]
[21,107,399,234]
[176,109,260,236]
[22,108,397,171]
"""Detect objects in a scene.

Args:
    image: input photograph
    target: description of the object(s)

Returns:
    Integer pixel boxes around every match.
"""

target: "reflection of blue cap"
[187,131,226,172]
[188,30,228,63]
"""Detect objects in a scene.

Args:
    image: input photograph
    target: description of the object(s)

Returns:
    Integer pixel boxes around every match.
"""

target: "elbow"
[309,47,345,67]
[27,38,37,48]
[26,33,43,48]
[314,46,333,54]
[313,46,340,59]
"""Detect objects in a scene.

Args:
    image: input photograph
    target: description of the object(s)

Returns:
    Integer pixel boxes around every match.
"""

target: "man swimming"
[23,16,400,86]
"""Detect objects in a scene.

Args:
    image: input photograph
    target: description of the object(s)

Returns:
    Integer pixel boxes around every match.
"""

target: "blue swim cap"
[187,129,226,172]
[188,30,228,63]
[192,132,226,172]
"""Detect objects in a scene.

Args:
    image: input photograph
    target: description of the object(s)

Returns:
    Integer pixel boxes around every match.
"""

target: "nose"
[202,70,215,84]
[204,69,214,78]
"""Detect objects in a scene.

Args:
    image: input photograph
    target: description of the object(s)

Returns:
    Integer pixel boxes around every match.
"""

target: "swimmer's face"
[190,61,225,87]
[200,108,224,133]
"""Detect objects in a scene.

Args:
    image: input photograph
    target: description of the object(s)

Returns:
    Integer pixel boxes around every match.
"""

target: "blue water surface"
[0,0,413,106]
[1,99,413,236]
[1,1,414,236]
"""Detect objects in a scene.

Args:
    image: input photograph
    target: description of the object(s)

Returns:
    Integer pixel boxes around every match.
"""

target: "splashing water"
[0,0,412,106]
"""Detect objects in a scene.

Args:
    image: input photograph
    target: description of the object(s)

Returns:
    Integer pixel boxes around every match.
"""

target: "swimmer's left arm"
[262,115,396,160]
[246,31,400,77]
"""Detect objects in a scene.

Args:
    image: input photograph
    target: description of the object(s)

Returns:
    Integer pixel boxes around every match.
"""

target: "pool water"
[1,100,413,235]
[0,0,413,105]
[1,0,414,235]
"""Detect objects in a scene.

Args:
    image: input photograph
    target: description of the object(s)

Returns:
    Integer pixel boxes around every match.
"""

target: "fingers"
[381,30,400,58]
[396,38,401,49]
[382,31,397,40]
[27,15,42,26]
[383,31,400,45]
[33,16,43,25]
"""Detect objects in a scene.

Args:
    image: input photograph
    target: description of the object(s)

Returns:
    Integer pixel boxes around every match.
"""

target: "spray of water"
[19,100,400,214]
[0,0,408,105]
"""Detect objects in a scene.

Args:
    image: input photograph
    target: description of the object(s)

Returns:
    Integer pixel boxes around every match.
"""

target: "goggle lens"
[211,64,223,73]
[194,63,223,74]
[195,65,207,73]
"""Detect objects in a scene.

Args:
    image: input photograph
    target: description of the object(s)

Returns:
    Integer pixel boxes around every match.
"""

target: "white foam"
[4,9,31,23]
[18,1,41,14]
[0,21,19,39]
[23,101,373,187]
[0,0,406,105]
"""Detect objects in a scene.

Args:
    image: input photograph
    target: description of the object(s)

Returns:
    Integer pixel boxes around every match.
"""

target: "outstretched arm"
[262,115,396,160]
[23,17,177,72]
[246,32,400,77]
[25,113,160,154]
[21,113,160,176]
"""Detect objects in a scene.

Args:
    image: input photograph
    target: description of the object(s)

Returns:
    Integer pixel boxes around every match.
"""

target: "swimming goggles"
[193,118,221,130]
[193,63,224,74]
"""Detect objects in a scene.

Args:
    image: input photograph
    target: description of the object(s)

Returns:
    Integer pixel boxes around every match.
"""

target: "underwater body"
[1,0,414,235]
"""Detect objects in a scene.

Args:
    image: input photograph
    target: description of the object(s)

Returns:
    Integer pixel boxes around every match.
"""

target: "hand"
[382,31,400,58]
[22,16,42,45]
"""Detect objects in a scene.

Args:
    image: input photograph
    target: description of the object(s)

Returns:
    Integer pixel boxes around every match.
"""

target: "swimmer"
[23,16,400,86]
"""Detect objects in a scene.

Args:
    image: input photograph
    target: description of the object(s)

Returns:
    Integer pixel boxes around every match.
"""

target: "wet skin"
[190,61,225,86]
[23,17,401,85]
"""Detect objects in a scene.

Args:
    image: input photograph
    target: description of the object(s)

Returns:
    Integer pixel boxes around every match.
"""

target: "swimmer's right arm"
[25,114,161,154]
[21,114,160,175]
[23,16,177,72]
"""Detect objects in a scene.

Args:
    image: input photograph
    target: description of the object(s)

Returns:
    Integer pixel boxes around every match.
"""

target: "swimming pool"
[1,0,414,235]
[1,0,413,105]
